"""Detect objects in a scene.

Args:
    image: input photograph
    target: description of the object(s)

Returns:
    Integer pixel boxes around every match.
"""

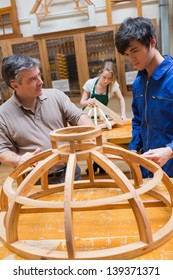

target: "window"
[0,12,12,35]
[0,4,21,39]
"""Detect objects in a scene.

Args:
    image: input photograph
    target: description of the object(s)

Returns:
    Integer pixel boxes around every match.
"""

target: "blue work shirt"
[129,55,173,177]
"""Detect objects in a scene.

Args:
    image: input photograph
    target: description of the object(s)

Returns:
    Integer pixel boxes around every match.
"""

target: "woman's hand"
[87,98,96,107]
[121,114,127,122]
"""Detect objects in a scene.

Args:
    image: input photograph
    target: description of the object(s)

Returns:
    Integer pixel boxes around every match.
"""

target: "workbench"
[0,180,173,260]
[103,120,132,146]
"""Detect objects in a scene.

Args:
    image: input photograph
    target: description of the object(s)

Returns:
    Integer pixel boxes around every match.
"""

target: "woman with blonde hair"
[80,60,126,120]
[80,60,126,174]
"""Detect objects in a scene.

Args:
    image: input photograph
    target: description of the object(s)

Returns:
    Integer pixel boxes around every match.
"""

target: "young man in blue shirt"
[115,17,173,177]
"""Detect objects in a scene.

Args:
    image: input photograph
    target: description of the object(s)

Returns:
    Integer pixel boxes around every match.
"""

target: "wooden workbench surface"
[103,120,132,145]
[0,180,173,260]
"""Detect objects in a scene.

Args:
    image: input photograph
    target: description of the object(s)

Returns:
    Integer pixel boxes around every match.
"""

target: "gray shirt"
[0,88,83,155]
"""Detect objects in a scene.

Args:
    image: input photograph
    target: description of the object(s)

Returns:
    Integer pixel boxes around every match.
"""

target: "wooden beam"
[136,0,142,16]
[106,0,143,25]
[74,0,94,16]
[30,0,53,15]
[106,0,113,25]
[30,0,43,14]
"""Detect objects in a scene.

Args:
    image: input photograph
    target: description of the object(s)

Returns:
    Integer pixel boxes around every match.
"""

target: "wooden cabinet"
[8,37,47,82]
[34,25,121,97]
[43,36,80,96]
[85,30,116,77]
[70,25,119,95]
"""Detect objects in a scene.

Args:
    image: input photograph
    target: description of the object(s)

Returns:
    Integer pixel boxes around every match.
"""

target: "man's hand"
[17,148,41,166]
[142,147,172,167]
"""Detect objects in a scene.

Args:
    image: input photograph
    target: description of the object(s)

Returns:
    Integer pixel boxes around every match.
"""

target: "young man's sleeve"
[128,101,143,152]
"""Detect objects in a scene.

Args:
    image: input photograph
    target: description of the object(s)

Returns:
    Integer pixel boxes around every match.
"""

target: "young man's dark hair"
[115,17,158,55]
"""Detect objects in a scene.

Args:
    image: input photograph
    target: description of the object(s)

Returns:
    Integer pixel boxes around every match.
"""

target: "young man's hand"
[142,147,172,167]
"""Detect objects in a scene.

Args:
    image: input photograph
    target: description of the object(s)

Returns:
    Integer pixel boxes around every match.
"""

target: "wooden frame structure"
[30,0,94,23]
[74,0,94,15]
[83,99,123,129]
[30,0,53,24]
[1,126,173,260]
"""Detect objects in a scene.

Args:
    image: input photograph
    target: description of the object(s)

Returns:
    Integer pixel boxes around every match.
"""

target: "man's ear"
[151,37,157,48]
[10,81,18,90]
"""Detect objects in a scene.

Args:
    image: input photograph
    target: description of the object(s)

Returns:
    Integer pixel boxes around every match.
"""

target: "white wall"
[0,0,10,8]
[13,0,159,37]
